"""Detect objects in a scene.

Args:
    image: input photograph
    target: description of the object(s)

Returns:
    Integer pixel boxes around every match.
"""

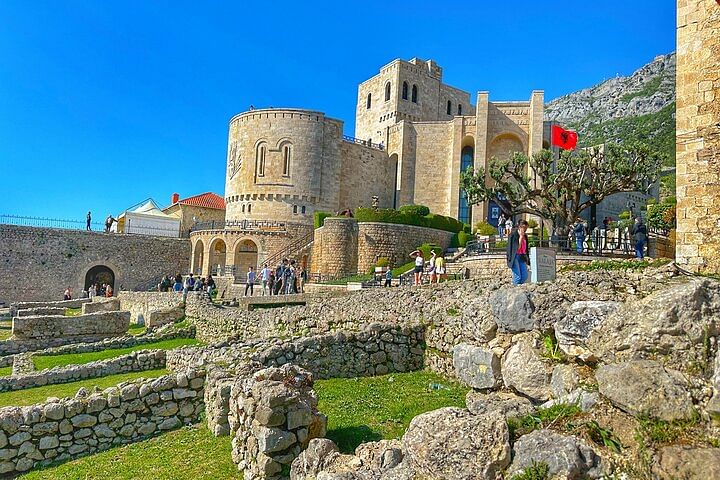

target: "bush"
[375,257,390,268]
[527,219,539,229]
[399,204,430,217]
[662,196,677,205]
[417,243,443,260]
[475,221,497,236]
[647,203,676,230]
[354,208,464,233]
[457,230,470,247]
[618,210,632,220]
[463,223,472,234]
[314,211,333,229]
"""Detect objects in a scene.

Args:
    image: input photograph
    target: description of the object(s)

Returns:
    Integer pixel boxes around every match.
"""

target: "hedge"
[354,208,464,234]
[399,204,430,217]
[314,211,333,229]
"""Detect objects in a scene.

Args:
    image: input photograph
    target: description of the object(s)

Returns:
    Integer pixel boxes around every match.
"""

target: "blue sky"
[0,1,675,221]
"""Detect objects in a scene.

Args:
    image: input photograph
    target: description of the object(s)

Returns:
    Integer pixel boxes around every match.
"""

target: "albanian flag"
[551,125,578,150]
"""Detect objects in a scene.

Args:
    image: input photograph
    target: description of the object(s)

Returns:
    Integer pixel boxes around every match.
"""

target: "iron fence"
[342,135,385,150]
[190,219,288,233]
[0,214,179,237]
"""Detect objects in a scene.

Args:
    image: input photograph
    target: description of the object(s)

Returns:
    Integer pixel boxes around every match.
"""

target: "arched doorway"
[234,239,259,281]
[193,240,204,275]
[84,265,115,292]
[209,238,227,275]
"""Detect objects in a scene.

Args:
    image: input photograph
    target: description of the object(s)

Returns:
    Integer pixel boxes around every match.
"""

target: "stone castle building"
[676,0,720,274]
[190,57,547,278]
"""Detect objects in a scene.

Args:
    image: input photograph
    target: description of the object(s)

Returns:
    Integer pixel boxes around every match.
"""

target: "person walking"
[63,286,72,300]
[384,267,393,287]
[268,270,275,296]
[88,284,96,299]
[497,213,506,239]
[260,264,271,296]
[507,220,530,285]
[573,218,586,254]
[428,251,437,284]
[298,266,307,293]
[632,217,648,259]
[86,211,92,231]
[286,260,297,294]
[206,274,216,295]
[104,215,115,233]
[435,253,446,283]
[410,250,424,286]
[504,216,514,239]
[245,266,256,296]
[105,284,113,297]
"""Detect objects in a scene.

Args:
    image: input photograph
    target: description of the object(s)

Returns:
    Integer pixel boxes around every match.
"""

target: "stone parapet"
[12,311,130,341]
[117,291,184,325]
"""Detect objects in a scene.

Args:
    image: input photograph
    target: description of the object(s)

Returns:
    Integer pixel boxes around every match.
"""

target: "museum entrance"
[84,265,115,292]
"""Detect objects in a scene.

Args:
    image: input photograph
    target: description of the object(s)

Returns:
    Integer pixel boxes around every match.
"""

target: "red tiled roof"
[176,192,225,210]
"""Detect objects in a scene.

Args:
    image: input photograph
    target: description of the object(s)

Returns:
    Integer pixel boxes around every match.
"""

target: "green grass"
[559,258,672,273]
[19,423,241,480]
[511,460,550,480]
[636,412,700,445]
[507,402,583,441]
[0,329,11,341]
[0,366,11,377]
[127,324,146,336]
[64,307,82,316]
[0,369,168,408]
[33,338,199,371]
[322,261,416,285]
[316,371,468,453]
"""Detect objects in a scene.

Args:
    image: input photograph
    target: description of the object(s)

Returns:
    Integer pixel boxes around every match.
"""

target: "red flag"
[551,125,578,150]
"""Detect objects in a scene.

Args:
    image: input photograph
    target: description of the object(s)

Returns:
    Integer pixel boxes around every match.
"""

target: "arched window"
[366,93,372,109]
[458,104,463,115]
[282,144,292,176]
[402,82,408,100]
[385,82,391,101]
[248,204,252,214]
[293,205,298,214]
[411,85,418,103]
[301,206,306,214]
[256,144,266,177]
[446,100,452,115]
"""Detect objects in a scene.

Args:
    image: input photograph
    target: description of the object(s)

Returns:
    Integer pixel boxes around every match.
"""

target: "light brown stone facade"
[163,203,225,238]
[676,0,720,273]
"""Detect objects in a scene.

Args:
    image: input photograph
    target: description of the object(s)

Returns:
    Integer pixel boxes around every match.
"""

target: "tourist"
[86,211,92,231]
[435,253,446,283]
[384,266,393,287]
[206,274,216,295]
[504,216,514,238]
[274,262,284,295]
[104,215,115,233]
[573,218,586,254]
[429,250,437,284]
[173,275,183,292]
[298,266,307,293]
[410,250,424,286]
[88,284,96,299]
[105,284,113,297]
[260,263,271,296]
[245,266,256,296]
[184,273,196,292]
[63,286,72,300]
[268,270,275,296]
[497,213,506,239]
[287,260,297,294]
[632,217,648,259]
[195,278,205,291]
[507,219,530,285]
[159,275,171,292]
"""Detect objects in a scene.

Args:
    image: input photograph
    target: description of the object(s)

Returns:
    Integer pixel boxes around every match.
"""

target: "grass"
[0,329,11,341]
[33,338,199,370]
[127,324,146,336]
[559,258,672,273]
[635,412,700,446]
[322,261,416,285]
[316,371,468,453]
[619,75,663,103]
[0,366,11,377]
[0,369,168,408]
[507,402,583,441]
[19,423,241,480]
[540,334,563,362]
[510,460,550,480]
[64,307,82,316]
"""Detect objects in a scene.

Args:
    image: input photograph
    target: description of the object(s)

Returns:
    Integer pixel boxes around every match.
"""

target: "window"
[293,205,298,214]
[402,82,408,100]
[385,82,391,101]
[248,204,252,214]
[242,204,245,213]
[458,104,463,115]
[447,100,452,115]
[366,93,372,109]
[411,84,418,103]
[256,144,266,177]
[458,146,474,223]
[282,144,292,176]
[301,206,306,214]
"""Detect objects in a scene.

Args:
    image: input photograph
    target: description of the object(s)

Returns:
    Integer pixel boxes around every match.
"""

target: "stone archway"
[84,265,115,291]
[193,240,204,275]
[234,239,259,280]
[209,238,227,275]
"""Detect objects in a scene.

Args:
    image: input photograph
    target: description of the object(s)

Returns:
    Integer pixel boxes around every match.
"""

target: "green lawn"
[127,324,146,336]
[19,423,242,480]
[0,369,169,408]
[33,338,199,371]
[0,366,11,377]
[316,371,469,453]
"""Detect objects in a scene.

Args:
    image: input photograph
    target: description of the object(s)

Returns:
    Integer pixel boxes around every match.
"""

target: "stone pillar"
[312,218,359,278]
[473,92,490,226]
[676,0,720,273]
[229,364,327,480]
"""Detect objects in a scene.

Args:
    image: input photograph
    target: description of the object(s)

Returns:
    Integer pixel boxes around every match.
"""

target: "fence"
[342,135,385,150]
[0,214,180,237]
[190,219,288,233]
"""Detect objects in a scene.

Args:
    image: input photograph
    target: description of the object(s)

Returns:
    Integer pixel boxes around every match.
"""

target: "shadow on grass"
[326,425,383,453]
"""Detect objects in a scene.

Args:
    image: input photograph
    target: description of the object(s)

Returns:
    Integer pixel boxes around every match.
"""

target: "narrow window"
[458,104,463,115]
[248,204,252,214]
[366,93,372,109]
[447,100,452,115]
[242,204,245,213]
[257,144,266,176]
[411,85,418,103]
[282,145,291,176]
[402,82,408,100]
[293,205,298,214]
[301,206,306,214]
[385,82,391,101]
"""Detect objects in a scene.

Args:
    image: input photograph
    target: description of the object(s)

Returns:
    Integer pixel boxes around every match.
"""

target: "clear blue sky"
[0,1,675,221]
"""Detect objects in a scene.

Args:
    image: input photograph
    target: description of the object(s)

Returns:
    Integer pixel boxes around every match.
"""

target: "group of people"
[84,212,117,233]
[158,273,216,296]
[408,249,448,286]
[496,213,514,240]
[252,259,308,297]
[62,283,113,300]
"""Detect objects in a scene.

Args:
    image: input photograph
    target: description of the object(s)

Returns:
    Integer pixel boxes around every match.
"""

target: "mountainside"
[545,53,676,169]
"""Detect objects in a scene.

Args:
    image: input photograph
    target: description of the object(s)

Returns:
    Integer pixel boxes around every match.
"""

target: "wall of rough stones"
[0,369,205,476]
[3,350,166,392]
[82,298,120,314]
[311,218,359,278]
[117,291,184,325]
[0,224,190,305]
[16,307,66,317]
[9,299,91,317]
[12,311,130,341]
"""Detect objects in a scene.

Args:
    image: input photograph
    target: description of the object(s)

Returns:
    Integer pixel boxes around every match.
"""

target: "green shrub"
[646,198,657,205]
[647,203,676,230]
[399,204,430,217]
[618,210,632,220]
[462,223,472,234]
[314,211,333,229]
[475,221,497,236]
[457,230,470,247]
[527,219,539,229]
[417,243,443,260]
[375,257,390,268]
[662,196,677,205]
[354,208,464,233]
[510,461,550,480]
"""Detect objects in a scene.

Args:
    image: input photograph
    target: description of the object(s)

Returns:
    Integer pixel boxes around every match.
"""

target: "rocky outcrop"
[490,289,534,333]
[452,344,501,390]
[465,391,535,418]
[653,446,720,479]
[501,335,552,402]
[554,301,621,361]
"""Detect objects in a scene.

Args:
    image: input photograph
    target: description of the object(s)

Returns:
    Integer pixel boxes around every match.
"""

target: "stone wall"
[117,291,184,325]
[311,218,359,278]
[0,225,190,305]
[676,0,720,274]
[338,142,395,211]
[3,350,166,392]
[0,369,205,476]
[82,298,120,314]
[649,231,676,260]
[10,299,91,317]
[12,311,130,341]
[16,308,66,317]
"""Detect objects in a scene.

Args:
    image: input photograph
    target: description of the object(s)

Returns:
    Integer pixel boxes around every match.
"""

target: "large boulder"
[291,439,404,480]
[490,289,535,333]
[586,279,720,370]
[501,335,552,402]
[507,429,604,479]
[653,446,720,479]
[465,391,535,419]
[452,344,502,390]
[554,301,621,361]
[596,360,694,421]
[402,407,510,480]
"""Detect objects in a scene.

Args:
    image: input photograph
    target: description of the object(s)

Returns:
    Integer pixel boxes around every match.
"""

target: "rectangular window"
[283,145,291,176]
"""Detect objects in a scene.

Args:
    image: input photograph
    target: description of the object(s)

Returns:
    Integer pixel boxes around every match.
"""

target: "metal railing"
[190,219,288,233]
[0,214,179,237]
[342,135,385,150]
[263,231,314,268]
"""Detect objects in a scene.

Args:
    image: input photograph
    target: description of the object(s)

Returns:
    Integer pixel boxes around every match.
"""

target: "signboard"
[530,247,556,283]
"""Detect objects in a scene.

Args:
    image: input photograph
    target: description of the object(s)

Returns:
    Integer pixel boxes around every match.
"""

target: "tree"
[460,143,663,228]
